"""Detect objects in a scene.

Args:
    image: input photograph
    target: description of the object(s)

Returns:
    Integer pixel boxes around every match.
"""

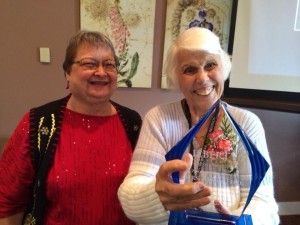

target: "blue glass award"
[165,100,270,225]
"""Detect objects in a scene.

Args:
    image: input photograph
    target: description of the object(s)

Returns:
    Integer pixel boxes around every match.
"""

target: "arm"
[0,113,34,220]
[118,107,174,224]
[118,103,212,224]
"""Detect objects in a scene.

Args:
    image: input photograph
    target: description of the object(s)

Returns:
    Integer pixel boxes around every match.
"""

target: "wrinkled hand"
[155,153,211,211]
[214,199,231,215]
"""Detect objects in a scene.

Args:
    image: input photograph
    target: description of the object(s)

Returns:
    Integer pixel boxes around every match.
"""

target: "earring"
[66,81,69,89]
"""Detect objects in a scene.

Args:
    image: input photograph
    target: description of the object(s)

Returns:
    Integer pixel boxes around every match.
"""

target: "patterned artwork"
[161,0,234,88]
[80,0,156,88]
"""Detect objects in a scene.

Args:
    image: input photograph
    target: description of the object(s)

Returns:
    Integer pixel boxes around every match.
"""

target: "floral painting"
[161,0,235,88]
[80,0,156,88]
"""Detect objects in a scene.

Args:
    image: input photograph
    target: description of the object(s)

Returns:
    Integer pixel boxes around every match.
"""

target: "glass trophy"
[165,100,270,225]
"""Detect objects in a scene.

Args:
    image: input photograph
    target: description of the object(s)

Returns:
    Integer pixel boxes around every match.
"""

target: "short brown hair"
[63,30,118,73]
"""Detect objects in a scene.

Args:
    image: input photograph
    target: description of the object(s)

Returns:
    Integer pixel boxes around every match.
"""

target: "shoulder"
[111,101,141,121]
[111,101,142,149]
[224,102,264,136]
[141,101,188,136]
[145,101,183,120]
[31,95,70,114]
[13,112,31,135]
[29,95,70,132]
[226,103,260,122]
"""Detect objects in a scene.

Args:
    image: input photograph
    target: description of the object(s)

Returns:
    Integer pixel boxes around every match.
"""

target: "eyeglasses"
[72,57,117,72]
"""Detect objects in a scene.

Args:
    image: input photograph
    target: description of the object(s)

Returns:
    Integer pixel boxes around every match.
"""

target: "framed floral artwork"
[161,0,238,88]
[80,0,156,88]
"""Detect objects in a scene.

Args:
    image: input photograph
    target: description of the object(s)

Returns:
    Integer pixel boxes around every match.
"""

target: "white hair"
[164,27,232,89]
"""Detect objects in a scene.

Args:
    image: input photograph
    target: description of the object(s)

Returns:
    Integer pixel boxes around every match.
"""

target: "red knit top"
[0,108,135,225]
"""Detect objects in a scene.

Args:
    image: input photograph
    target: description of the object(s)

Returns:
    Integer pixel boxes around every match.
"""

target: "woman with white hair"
[118,27,279,225]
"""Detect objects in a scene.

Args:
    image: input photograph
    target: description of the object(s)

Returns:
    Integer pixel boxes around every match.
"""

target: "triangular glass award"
[165,100,270,225]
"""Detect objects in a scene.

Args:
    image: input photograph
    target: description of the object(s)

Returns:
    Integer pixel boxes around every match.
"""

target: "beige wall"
[1,0,299,206]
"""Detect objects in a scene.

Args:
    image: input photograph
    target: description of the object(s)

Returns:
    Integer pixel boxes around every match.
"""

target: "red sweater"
[0,108,135,225]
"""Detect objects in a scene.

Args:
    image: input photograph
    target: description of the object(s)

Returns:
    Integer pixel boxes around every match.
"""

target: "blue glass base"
[169,210,253,225]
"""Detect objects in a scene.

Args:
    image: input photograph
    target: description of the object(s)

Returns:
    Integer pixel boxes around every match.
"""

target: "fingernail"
[193,184,203,193]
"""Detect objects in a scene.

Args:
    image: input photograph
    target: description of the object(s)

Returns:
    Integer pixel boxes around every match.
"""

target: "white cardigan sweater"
[118,101,279,225]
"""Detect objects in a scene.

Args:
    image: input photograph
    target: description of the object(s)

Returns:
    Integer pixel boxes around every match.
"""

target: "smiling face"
[65,43,118,110]
[176,49,224,113]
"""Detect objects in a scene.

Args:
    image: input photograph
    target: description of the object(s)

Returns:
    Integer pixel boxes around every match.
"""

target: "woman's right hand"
[155,153,211,211]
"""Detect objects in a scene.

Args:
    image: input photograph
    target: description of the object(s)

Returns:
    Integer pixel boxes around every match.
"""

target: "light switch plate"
[39,47,50,63]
